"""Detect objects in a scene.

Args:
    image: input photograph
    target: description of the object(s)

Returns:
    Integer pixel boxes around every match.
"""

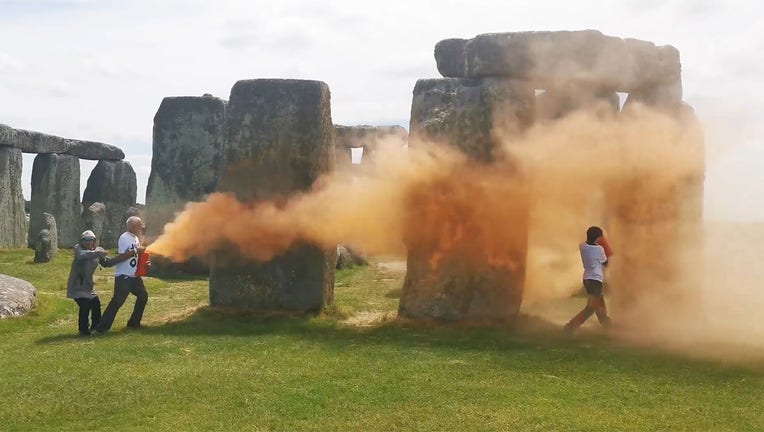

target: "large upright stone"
[210,79,335,312]
[145,95,227,239]
[0,146,26,248]
[605,103,704,315]
[82,160,137,248]
[409,78,535,162]
[435,31,681,95]
[399,77,535,322]
[29,153,80,248]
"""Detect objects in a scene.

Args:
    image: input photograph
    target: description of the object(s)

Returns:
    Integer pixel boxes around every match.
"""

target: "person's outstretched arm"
[75,246,107,261]
[99,250,134,268]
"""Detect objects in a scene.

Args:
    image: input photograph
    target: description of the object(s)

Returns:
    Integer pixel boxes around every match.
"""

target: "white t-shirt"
[580,242,607,282]
[115,232,140,277]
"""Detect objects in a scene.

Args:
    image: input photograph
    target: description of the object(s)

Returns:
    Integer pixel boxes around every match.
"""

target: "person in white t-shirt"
[564,226,613,332]
[94,216,148,333]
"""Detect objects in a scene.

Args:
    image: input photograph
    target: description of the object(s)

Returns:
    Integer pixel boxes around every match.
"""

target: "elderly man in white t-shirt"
[94,216,148,333]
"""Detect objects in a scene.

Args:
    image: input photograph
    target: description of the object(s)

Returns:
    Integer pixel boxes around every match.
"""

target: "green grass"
[1,249,763,431]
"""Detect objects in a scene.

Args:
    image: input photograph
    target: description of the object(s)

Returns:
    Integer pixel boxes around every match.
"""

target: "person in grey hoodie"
[66,230,132,336]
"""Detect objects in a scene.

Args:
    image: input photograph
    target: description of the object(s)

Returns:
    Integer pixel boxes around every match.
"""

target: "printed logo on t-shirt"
[128,244,137,269]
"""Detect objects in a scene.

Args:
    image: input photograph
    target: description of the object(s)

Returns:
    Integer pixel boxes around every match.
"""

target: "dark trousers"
[74,296,101,335]
[566,279,611,329]
[96,276,148,332]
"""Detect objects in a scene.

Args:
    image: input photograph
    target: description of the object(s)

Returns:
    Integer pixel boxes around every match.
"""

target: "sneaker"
[562,324,576,334]
[91,329,105,336]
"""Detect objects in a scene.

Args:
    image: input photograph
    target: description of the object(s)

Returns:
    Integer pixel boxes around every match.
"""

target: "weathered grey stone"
[409,78,535,162]
[0,123,124,160]
[82,202,106,245]
[346,246,368,267]
[0,146,26,248]
[66,140,125,161]
[82,160,137,248]
[400,255,526,322]
[537,85,620,120]
[333,125,407,169]
[83,160,137,206]
[29,154,80,248]
[0,123,71,153]
[437,31,681,95]
[210,79,335,312]
[0,274,36,318]
[145,95,226,242]
[602,102,704,312]
[622,78,683,111]
[336,245,368,270]
[33,212,57,263]
[336,245,353,270]
[434,38,468,78]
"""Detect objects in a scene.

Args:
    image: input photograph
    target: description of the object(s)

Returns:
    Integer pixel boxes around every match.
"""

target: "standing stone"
[399,77,535,322]
[34,212,57,263]
[29,153,80,248]
[146,95,226,233]
[145,95,226,275]
[605,103,704,316]
[82,202,106,246]
[82,160,137,248]
[0,146,26,248]
[335,245,353,270]
[210,79,335,312]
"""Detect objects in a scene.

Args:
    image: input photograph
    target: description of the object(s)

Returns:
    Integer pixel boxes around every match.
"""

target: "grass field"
[1,248,763,431]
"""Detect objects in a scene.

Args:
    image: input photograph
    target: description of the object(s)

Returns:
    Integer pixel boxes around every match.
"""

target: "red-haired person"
[564,226,613,332]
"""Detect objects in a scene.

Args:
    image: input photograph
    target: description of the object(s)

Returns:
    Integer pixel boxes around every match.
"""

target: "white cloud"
[0,51,23,74]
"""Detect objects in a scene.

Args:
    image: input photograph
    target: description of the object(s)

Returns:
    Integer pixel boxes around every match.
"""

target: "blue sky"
[1,0,763,221]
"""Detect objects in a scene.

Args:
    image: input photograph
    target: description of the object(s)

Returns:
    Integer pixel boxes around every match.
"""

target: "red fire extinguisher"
[136,252,151,277]
[596,235,614,258]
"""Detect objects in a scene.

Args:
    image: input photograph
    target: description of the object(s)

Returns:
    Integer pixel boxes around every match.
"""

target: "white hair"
[126,216,143,228]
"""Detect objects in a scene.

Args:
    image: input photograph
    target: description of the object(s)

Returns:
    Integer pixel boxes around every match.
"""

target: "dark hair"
[586,226,603,243]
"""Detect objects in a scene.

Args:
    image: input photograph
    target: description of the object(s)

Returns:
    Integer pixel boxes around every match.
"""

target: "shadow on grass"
[36,333,92,343]
[33,306,763,374]
[129,306,611,357]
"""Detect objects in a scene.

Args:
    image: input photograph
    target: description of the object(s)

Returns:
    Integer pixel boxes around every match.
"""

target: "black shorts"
[583,279,604,296]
